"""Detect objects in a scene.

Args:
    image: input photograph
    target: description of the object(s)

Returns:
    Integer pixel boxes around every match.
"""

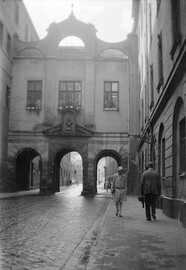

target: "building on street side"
[132,0,186,227]
[0,0,39,191]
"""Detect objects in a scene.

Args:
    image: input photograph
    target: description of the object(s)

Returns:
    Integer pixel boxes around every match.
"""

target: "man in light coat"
[140,161,161,221]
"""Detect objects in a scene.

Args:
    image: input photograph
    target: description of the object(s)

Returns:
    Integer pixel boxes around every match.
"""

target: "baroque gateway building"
[5,10,140,195]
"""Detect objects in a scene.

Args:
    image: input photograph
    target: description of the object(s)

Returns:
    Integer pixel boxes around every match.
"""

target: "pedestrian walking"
[104,178,111,192]
[111,166,127,217]
[140,161,161,221]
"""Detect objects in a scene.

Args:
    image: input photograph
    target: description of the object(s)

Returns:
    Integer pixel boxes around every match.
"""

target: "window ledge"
[26,106,41,112]
[104,108,119,111]
[57,106,81,113]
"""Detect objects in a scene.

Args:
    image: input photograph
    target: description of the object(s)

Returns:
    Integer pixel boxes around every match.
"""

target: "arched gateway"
[7,10,139,195]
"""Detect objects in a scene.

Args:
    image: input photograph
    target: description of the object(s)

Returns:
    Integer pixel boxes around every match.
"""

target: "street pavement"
[0,185,186,270]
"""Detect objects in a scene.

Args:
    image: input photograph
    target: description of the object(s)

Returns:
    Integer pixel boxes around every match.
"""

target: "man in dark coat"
[140,161,161,221]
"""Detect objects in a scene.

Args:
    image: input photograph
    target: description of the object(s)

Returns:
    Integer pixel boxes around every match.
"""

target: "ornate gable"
[43,123,94,137]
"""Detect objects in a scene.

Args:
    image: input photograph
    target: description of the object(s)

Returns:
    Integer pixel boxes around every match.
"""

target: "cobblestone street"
[1,185,186,270]
[0,185,110,270]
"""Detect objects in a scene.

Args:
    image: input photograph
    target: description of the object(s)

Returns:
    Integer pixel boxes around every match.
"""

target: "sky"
[23,0,134,43]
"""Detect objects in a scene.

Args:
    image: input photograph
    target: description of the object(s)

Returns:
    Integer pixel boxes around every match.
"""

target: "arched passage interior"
[53,149,83,192]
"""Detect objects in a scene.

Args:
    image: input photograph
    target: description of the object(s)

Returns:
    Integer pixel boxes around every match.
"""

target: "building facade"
[4,9,140,196]
[132,0,186,227]
[0,0,38,191]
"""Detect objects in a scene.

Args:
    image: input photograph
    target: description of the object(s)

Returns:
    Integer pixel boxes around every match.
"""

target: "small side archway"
[15,148,42,191]
[93,150,123,193]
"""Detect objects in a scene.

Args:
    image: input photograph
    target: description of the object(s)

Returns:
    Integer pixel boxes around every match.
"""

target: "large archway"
[94,150,124,193]
[15,148,41,191]
[53,149,83,193]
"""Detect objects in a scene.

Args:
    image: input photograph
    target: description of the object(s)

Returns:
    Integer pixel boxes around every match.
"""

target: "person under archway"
[111,166,128,217]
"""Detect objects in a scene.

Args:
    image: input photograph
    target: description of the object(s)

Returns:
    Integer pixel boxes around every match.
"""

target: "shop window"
[26,81,42,111]
[58,81,82,111]
[104,81,119,111]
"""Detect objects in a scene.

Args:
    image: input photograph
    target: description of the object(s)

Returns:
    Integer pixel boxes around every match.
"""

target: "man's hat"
[148,161,153,167]
[118,166,124,171]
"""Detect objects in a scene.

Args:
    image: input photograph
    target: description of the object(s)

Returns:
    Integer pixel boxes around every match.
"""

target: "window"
[179,117,185,174]
[6,33,11,56]
[15,2,19,26]
[170,0,181,59]
[25,24,28,42]
[58,81,82,109]
[104,82,119,110]
[27,81,42,110]
[5,86,10,109]
[149,3,152,44]
[157,32,163,92]
[162,138,165,177]
[156,0,161,16]
[150,64,154,110]
[0,21,3,46]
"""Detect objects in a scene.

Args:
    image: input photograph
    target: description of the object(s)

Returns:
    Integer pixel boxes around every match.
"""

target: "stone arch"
[50,143,87,193]
[17,47,45,57]
[172,97,184,198]
[15,148,42,191]
[99,48,128,59]
[93,149,124,193]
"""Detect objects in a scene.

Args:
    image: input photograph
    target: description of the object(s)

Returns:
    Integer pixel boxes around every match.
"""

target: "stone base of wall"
[161,196,186,228]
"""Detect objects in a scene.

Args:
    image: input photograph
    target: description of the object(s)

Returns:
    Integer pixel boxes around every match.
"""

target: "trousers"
[144,193,157,220]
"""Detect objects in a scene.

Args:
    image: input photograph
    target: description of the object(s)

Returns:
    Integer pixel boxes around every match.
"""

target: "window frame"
[26,80,42,111]
[58,81,82,110]
[103,81,119,111]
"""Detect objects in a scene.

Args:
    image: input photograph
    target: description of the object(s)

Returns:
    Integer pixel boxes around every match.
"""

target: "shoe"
[115,212,118,216]
[152,214,157,220]
[146,218,151,221]
[119,214,122,217]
